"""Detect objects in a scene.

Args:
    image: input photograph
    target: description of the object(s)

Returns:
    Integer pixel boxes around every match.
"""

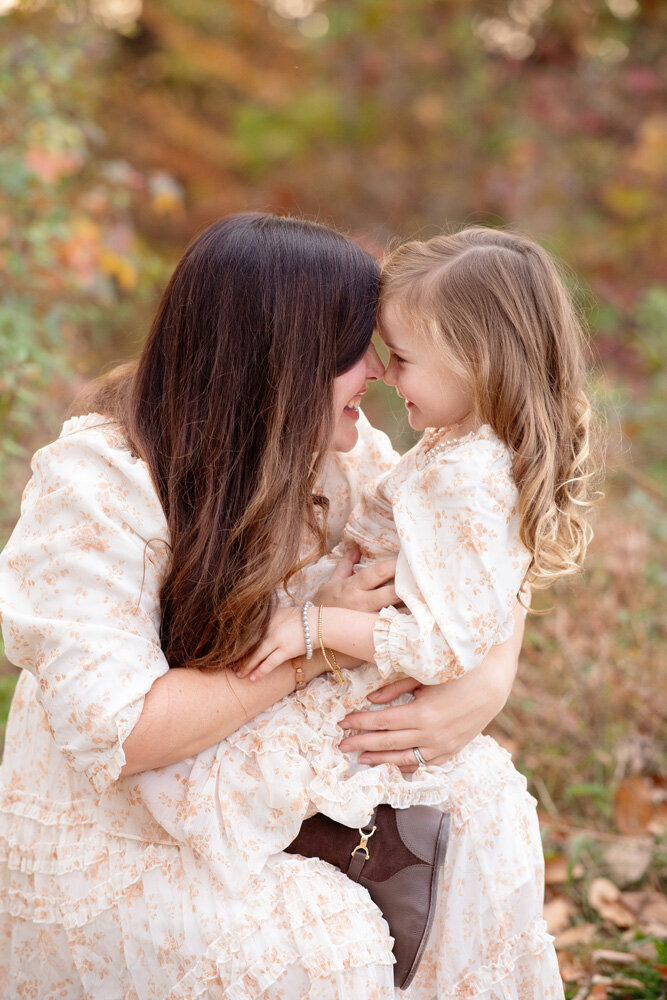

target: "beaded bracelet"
[301,601,314,660]
[318,605,344,685]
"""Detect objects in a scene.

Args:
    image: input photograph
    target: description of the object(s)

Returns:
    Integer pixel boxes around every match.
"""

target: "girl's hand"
[315,544,398,613]
[338,616,522,771]
[237,607,307,680]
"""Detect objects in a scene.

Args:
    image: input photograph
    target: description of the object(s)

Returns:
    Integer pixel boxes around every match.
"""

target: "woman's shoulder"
[59,411,131,449]
[26,412,167,535]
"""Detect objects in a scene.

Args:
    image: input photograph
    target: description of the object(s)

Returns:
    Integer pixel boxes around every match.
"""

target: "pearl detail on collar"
[419,429,477,468]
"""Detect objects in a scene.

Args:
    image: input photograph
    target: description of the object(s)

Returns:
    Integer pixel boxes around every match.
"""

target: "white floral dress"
[0,413,563,999]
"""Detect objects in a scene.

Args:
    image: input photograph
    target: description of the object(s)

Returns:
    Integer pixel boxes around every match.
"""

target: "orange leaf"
[614,776,654,835]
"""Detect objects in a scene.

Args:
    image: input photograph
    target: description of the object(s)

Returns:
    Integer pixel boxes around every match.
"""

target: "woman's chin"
[332,417,360,452]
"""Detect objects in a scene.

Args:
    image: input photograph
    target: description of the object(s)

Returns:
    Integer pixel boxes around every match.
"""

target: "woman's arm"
[123,549,396,774]
[120,651,342,776]
[338,603,523,771]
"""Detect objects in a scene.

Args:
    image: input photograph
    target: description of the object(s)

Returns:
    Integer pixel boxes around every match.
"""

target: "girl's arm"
[238,604,376,679]
[242,441,529,684]
[339,602,523,770]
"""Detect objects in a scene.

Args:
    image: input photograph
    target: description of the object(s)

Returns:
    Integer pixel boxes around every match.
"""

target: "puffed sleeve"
[372,433,530,684]
[0,416,171,793]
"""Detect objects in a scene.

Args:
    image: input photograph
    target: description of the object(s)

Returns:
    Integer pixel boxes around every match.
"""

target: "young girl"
[244,226,596,689]
[234,226,597,996]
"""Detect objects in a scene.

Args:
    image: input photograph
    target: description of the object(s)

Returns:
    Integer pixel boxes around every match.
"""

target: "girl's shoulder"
[407,424,512,474]
[396,425,516,504]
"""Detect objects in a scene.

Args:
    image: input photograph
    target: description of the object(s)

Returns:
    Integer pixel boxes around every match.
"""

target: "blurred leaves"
[0,28,169,531]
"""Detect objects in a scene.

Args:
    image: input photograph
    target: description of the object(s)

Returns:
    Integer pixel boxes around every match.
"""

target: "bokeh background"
[1,1,666,994]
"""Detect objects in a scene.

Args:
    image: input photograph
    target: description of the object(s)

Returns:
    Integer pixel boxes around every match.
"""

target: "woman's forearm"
[120,652,333,776]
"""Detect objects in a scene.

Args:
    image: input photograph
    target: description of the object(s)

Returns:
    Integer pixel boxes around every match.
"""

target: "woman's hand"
[338,608,523,772]
[314,545,398,613]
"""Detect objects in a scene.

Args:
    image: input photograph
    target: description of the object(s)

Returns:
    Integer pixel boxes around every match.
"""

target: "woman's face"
[331,344,385,452]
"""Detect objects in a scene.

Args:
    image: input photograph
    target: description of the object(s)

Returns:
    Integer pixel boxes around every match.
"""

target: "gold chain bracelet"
[317,605,344,685]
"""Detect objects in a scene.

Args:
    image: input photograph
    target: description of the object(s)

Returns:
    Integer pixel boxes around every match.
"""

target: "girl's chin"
[406,408,425,430]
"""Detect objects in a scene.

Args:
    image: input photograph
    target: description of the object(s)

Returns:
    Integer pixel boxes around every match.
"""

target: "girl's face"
[380,298,475,432]
[331,344,385,451]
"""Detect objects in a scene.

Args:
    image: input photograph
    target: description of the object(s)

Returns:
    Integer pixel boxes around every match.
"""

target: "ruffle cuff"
[372,605,411,681]
[70,693,147,795]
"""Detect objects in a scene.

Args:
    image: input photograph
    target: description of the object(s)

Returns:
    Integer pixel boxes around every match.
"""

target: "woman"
[0,214,524,998]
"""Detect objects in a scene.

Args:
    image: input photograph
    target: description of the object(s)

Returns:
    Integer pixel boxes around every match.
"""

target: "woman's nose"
[364,343,385,381]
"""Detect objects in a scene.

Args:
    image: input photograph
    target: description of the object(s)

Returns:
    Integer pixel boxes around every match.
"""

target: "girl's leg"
[404,774,564,1000]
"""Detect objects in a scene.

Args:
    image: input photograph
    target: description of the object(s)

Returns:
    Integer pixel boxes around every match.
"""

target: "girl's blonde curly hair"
[379,226,602,592]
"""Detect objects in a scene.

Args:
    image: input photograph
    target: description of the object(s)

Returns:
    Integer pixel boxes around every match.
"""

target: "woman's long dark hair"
[76,213,379,668]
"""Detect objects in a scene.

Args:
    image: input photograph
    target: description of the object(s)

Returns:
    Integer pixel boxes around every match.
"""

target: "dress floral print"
[0,413,564,999]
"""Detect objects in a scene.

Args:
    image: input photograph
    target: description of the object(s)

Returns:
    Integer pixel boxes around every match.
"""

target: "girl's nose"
[364,344,385,381]
[383,357,397,387]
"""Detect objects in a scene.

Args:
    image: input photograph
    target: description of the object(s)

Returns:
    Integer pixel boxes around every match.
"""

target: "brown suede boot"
[285,804,450,989]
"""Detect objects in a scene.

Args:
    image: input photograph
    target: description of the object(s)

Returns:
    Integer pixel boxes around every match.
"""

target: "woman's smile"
[343,392,364,421]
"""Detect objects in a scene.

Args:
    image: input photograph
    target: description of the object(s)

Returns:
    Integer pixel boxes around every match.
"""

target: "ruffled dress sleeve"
[372,429,530,684]
[0,415,171,793]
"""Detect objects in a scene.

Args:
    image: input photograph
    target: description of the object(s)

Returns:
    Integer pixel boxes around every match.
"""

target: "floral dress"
[0,413,563,999]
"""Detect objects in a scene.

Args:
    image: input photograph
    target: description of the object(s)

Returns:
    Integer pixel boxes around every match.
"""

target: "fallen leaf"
[603,836,653,886]
[588,877,636,927]
[558,952,586,983]
[592,949,635,967]
[544,895,576,934]
[631,891,667,937]
[613,979,653,991]
[556,923,597,948]
[614,776,654,835]
[589,982,609,998]
[627,937,659,961]
[545,855,585,884]
[648,799,667,835]
[608,889,667,937]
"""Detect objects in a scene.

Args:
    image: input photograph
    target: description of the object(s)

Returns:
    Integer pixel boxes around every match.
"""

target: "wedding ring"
[413,747,427,768]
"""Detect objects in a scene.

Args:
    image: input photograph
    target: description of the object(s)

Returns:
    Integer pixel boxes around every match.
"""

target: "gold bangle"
[292,656,306,692]
[318,605,344,685]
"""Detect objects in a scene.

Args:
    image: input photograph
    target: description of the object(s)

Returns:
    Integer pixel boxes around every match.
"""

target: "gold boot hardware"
[351,823,377,860]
